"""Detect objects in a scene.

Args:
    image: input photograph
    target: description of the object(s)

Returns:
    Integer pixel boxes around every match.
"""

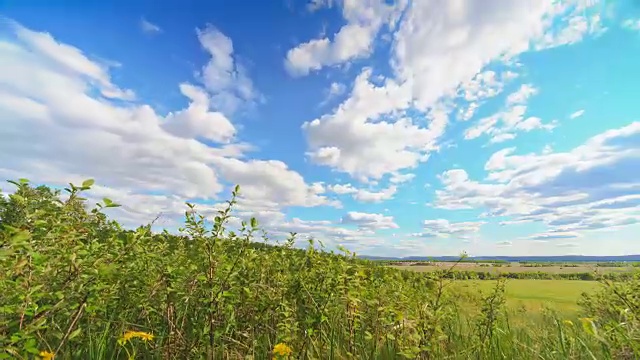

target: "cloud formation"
[437,122,640,238]
[140,18,162,34]
[0,22,337,229]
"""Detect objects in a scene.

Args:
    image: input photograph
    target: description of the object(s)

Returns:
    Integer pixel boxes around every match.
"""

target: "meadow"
[1,179,639,359]
[452,280,600,315]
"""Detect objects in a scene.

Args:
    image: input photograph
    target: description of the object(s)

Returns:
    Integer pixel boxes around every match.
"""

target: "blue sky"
[1,0,639,257]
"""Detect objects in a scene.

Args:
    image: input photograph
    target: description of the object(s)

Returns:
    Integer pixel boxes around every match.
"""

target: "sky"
[0,0,639,257]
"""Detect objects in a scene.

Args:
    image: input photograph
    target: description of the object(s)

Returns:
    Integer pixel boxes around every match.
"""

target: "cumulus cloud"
[456,70,519,121]
[326,182,397,203]
[285,0,407,76]
[0,21,338,229]
[534,4,606,50]
[300,0,600,182]
[390,172,415,184]
[465,84,556,143]
[341,211,399,230]
[162,83,236,143]
[196,25,261,114]
[327,82,346,97]
[436,121,640,240]
[392,1,558,109]
[4,20,135,101]
[303,69,444,181]
[422,219,486,238]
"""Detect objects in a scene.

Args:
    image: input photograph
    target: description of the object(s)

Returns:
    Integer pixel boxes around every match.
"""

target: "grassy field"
[391,262,634,274]
[451,279,601,315]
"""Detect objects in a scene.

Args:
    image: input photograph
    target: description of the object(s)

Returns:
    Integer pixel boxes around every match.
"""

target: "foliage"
[1,179,639,359]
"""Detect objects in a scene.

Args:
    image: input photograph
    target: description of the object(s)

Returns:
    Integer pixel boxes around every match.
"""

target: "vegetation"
[408,269,635,281]
[452,280,601,315]
[1,179,639,359]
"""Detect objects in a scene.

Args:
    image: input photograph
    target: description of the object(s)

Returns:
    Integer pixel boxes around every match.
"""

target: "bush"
[1,179,639,359]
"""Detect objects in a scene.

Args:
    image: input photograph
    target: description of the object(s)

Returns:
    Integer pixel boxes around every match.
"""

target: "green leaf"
[69,328,82,340]
[19,178,30,184]
[82,179,95,188]
[10,194,25,203]
[580,317,597,337]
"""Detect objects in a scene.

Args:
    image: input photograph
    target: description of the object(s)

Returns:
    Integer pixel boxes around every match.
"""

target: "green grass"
[3,179,640,359]
[453,279,601,315]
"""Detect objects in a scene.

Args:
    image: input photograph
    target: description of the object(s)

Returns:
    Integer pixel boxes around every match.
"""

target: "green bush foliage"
[1,179,638,359]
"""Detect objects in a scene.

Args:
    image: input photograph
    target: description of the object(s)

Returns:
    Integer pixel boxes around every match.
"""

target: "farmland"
[391,262,626,317]
[390,261,636,274]
[451,279,600,315]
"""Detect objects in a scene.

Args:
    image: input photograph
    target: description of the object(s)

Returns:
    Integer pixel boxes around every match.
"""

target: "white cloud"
[140,18,162,34]
[306,0,336,12]
[456,70,519,121]
[534,3,606,50]
[352,185,397,203]
[390,172,415,184]
[556,242,579,248]
[392,1,558,110]
[326,182,397,203]
[327,81,346,97]
[285,0,407,76]
[162,83,236,143]
[320,81,347,106]
[422,219,486,238]
[0,22,338,229]
[302,1,599,182]
[465,84,556,143]
[437,122,640,239]
[506,84,538,106]
[6,21,135,101]
[622,19,640,31]
[529,231,581,240]
[341,211,399,230]
[303,68,445,181]
[196,25,260,114]
[569,109,585,119]
[211,157,341,208]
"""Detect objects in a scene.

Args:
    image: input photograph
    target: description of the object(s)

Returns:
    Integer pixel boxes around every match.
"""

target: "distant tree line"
[431,270,635,281]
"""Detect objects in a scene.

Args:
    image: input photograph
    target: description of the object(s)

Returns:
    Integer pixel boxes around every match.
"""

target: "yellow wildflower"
[273,343,292,357]
[563,319,574,326]
[39,350,55,360]
[120,330,155,343]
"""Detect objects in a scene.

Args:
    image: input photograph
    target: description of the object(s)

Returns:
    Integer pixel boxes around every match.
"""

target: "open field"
[451,279,601,315]
[390,262,635,274]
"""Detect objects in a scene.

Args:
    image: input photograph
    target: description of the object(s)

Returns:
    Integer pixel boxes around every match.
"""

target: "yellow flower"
[120,330,155,343]
[563,320,574,326]
[39,350,55,360]
[273,343,292,357]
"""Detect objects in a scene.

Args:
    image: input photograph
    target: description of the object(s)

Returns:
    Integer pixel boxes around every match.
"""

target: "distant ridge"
[359,255,640,262]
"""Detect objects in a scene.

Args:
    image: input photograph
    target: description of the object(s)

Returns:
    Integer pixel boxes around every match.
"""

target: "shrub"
[1,179,639,359]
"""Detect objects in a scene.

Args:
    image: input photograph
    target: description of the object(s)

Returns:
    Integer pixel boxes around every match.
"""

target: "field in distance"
[389,261,636,274]
[451,279,600,316]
